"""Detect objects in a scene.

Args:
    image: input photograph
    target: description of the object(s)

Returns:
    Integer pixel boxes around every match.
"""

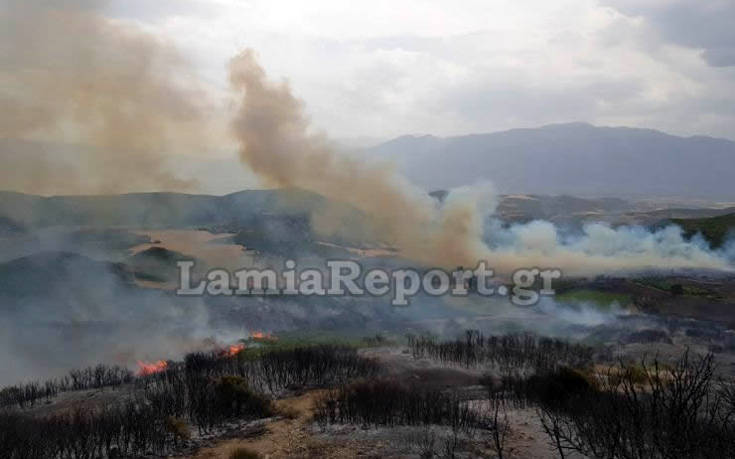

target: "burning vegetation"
[136,360,169,377]
[224,343,247,357]
[249,331,277,342]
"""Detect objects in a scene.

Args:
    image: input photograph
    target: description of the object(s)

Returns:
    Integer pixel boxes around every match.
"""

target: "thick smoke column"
[229,49,731,275]
[0,0,211,194]
[229,49,487,268]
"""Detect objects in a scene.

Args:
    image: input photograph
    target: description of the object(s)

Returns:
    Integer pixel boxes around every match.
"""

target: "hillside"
[0,188,326,228]
[3,188,734,241]
[0,188,380,246]
[671,213,735,249]
[367,123,735,199]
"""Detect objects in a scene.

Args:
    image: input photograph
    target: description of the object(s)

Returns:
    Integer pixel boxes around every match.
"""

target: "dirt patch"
[131,229,250,271]
[190,391,322,459]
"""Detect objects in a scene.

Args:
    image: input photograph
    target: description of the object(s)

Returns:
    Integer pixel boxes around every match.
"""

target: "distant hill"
[0,188,324,228]
[0,188,380,248]
[4,186,735,241]
[670,214,735,249]
[0,251,133,317]
[366,123,735,199]
[495,194,630,224]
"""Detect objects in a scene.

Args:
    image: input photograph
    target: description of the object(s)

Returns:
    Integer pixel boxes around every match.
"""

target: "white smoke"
[482,219,731,275]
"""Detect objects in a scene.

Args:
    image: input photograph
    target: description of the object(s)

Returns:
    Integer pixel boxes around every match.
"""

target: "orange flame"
[221,343,246,357]
[136,360,168,376]
[250,331,277,341]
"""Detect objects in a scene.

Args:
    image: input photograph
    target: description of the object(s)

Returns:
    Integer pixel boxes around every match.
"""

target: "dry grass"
[274,399,302,420]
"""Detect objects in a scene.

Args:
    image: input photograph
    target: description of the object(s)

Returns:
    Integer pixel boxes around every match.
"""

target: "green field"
[232,329,398,358]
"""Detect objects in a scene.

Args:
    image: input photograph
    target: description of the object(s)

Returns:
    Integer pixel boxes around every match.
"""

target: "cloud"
[6,0,735,158]
[603,0,735,67]
[138,0,735,141]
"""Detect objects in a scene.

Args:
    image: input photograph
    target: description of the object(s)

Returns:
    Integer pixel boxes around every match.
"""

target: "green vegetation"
[266,329,397,349]
[636,278,722,299]
[636,277,678,292]
[671,213,735,248]
[219,338,348,362]
[677,284,715,297]
[215,330,393,363]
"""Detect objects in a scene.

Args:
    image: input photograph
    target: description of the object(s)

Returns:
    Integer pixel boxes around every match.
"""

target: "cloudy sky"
[87,0,734,143]
[3,0,734,146]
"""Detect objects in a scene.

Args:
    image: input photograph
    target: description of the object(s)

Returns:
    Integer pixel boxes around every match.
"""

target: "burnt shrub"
[214,376,273,420]
[670,283,684,295]
[152,344,379,395]
[0,400,176,459]
[529,352,735,459]
[0,344,371,457]
[315,379,483,431]
[504,366,596,408]
[408,330,593,373]
[477,348,735,458]
[256,345,380,393]
[0,364,133,409]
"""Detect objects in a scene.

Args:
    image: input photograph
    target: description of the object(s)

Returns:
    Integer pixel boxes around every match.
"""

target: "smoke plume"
[228,49,731,276]
[0,0,212,194]
[229,49,490,269]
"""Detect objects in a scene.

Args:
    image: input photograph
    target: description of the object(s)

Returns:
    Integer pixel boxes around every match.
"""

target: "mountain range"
[366,123,735,200]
